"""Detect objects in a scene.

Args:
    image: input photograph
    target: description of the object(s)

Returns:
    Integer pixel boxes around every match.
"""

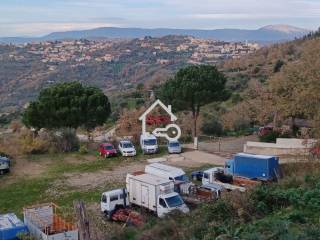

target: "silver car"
[167,140,182,154]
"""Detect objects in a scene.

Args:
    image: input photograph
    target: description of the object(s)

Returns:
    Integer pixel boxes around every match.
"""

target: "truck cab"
[101,188,129,219]
[202,167,224,185]
[140,133,158,154]
[156,192,189,218]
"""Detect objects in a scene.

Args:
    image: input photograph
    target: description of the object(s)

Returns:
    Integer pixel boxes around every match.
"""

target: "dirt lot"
[4,135,302,191]
[197,135,259,156]
[64,161,146,189]
[59,150,225,190]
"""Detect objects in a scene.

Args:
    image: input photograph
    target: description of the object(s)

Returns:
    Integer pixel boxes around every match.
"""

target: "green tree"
[22,82,111,132]
[159,65,229,143]
[273,59,284,73]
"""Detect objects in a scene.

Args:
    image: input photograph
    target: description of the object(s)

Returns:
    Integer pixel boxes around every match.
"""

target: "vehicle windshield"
[174,175,189,182]
[123,143,133,148]
[144,139,157,146]
[104,145,114,150]
[165,195,184,208]
[169,142,180,147]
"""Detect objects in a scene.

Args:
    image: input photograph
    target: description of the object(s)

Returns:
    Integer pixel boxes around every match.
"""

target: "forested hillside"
[216,29,320,137]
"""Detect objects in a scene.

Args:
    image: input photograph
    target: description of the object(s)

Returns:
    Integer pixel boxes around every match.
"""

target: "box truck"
[101,173,189,218]
[225,153,280,181]
[126,173,189,217]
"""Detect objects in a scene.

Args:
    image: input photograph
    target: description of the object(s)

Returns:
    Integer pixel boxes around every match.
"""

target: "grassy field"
[2,144,319,240]
[0,146,169,217]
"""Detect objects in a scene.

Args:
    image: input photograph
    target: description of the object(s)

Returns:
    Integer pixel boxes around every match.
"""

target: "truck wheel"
[108,210,115,220]
[0,170,4,175]
[192,175,197,181]
[104,154,108,158]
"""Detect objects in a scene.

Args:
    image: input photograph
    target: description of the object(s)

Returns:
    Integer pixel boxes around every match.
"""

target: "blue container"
[0,213,28,240]
[225,153,279,181]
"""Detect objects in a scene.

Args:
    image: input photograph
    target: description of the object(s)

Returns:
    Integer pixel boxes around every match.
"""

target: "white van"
[145,163,189,182]
[145,163,191,194]
[140,133,158,154]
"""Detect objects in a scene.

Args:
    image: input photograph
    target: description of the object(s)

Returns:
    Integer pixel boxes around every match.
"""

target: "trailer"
[0,213,28,240]
[23,203,78,240]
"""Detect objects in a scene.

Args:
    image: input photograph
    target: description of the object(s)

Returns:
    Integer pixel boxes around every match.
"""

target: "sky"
[0,0,319,37]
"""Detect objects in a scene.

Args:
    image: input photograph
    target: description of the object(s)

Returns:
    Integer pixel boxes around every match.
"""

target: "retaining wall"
[244,138,317,156]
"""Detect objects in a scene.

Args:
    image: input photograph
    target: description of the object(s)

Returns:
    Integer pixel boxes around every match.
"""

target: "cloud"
[0,0,320,36]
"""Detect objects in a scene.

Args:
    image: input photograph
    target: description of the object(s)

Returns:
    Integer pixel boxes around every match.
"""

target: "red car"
[99,143,117,158]
[310,145,320,158]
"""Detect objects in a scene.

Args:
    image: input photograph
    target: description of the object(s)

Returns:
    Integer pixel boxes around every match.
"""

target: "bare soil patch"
[64,161,146,189]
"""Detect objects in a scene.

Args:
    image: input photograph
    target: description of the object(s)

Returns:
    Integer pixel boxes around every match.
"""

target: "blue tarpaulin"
[0,213,28,240]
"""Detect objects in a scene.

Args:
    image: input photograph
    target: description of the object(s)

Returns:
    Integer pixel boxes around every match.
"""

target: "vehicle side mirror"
[159,198,167,208]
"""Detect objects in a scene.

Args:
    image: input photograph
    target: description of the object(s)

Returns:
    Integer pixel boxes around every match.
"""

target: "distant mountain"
[0,25,310,44]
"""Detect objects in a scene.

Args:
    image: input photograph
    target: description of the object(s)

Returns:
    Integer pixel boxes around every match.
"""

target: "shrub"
[19,129,50,154]
[259,130,280,143]
[274,59,285,73]
[79,145,88,154]
[233,118,251,132]
[54,128,80,152]
[201,118,224,136]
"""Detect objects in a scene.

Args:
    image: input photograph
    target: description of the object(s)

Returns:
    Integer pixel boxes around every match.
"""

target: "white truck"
[202,167,246,192]
[145,163,189,182]
[140,133,158,154]
[145,163,192,194]
[126,173,189,217]
[100,188,129,219]
[100,173,189,218]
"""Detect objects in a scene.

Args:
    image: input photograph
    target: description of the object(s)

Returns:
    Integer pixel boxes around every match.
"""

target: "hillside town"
[4,36,260,66]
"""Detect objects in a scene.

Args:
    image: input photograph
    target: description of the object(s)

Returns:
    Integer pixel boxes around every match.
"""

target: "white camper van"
[140,133,158,154]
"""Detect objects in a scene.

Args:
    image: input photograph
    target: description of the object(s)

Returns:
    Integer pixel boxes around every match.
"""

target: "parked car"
[0,156,10,175]
[118,140,136,157]
[191,170,204,181]
[310,145,320,158]
[140,133,158,154]
[258,126,273,136]
[167,140,182,154]
[99,143,117,158]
